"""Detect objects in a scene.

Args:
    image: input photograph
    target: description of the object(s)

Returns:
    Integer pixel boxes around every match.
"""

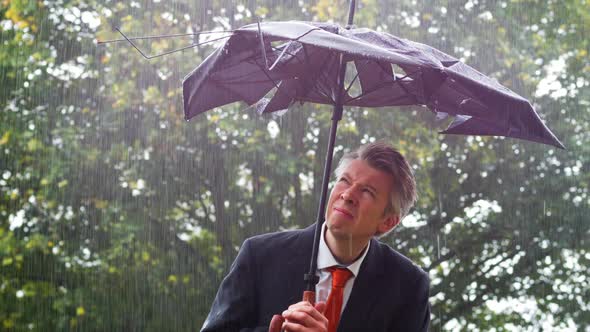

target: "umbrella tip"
[555,140,566,150]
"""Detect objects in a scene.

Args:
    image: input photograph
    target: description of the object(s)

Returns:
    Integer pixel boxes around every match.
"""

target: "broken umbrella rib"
[253,60,296,106]
[390,69,420,104]
[114,27,231,60]
[309,53,341,104]
[344,69,361,95]
[343,58,402,95]
[344,68,420,104]
[255,23,323,71]
[246,38,306,74]
[245,45,318,109]
[257,20,270,69]
[97,29,235,44]
[255,54,341,111]
[268,40,295,71]
[265,38,331,73]
[312,56,413,102]
[272,42,338,104]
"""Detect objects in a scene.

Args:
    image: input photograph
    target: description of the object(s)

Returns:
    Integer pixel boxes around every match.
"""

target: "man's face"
[325,159,399,244]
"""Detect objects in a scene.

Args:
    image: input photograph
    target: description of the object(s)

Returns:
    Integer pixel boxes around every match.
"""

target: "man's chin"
[326,223,352,238]
[327,215,354,225]
[327,222,346,232]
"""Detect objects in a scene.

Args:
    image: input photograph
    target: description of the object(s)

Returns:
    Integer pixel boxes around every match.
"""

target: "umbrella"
[180,1,564,306]
[182,26,563,149]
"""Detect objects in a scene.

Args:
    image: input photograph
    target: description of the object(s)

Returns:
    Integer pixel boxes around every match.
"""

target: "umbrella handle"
[302,290,316,305]
[268,291,315,332]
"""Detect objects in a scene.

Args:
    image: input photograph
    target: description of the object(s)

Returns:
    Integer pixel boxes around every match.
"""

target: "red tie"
[324,267,353,332]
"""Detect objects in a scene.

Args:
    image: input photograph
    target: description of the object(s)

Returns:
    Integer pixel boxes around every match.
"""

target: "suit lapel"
[281,225,316,305]
[338,238,385,330]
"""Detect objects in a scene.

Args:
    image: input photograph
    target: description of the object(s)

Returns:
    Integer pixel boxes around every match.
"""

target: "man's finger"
[268,314,284,332]
[282,306,328,328]
[281,315,328,332]
[287,300,325,317]
[282,321,306,332]
[314,301,327,315]
[287,301,314,310]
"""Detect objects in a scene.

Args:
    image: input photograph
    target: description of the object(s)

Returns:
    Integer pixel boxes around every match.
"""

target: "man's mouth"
[333,207,353,218]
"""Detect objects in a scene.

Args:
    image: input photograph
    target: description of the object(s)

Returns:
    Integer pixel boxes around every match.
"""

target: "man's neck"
[325,231,370,265]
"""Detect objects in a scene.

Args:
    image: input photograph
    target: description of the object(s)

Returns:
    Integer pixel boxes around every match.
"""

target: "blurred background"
[0,0,588,330]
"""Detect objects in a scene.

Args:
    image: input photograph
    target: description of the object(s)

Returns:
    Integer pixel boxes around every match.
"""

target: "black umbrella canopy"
[183,20,564,149]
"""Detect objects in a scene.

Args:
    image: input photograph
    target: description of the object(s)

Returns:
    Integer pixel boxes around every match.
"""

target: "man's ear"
[378,214,400,234]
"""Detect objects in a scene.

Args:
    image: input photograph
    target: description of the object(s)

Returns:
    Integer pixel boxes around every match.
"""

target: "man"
[201,141,430,332]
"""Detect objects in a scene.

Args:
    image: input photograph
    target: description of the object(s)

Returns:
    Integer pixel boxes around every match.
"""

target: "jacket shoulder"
[372,239,428,280]
[243,226,314,259]
[247,226,310,245]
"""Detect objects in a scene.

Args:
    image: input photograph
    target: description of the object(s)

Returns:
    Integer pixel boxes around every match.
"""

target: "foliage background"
[0,0,588,331]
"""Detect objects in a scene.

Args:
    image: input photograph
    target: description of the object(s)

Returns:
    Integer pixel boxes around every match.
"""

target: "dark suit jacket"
[201,225,430,332]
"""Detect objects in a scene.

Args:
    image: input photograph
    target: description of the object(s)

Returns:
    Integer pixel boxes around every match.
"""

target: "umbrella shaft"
[347,0,356,27]
[305,35,350,293]
[306,109,341,291]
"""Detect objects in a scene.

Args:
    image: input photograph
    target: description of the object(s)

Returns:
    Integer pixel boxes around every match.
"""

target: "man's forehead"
[341,159,393,187]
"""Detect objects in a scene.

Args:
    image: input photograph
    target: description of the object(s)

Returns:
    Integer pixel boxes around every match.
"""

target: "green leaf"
[2,257,13,266]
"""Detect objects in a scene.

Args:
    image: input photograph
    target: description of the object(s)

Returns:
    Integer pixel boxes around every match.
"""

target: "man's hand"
[281,301,328,332]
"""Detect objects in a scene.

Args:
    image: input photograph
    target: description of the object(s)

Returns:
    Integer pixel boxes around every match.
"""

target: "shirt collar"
[317,223,370,277]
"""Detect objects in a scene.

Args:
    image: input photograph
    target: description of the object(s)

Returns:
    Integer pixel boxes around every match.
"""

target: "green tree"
[1,0,588,331]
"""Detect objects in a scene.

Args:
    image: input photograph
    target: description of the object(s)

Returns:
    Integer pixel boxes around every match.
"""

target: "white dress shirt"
[315,223,370,313]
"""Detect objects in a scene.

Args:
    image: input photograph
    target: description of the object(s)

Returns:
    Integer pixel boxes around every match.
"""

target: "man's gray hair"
[334,141,417,226]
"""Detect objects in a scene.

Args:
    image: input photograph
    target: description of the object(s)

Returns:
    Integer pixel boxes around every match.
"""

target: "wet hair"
[334,141,417,235]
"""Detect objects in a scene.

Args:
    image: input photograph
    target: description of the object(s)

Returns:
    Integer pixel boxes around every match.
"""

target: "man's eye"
[363,188,375,196]
[339,177,349,183]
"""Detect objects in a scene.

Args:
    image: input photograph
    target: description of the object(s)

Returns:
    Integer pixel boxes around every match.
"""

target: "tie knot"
[328,267,353,288]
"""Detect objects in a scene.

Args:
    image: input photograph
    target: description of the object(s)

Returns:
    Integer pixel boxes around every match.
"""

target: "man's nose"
[340,187,357,204]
